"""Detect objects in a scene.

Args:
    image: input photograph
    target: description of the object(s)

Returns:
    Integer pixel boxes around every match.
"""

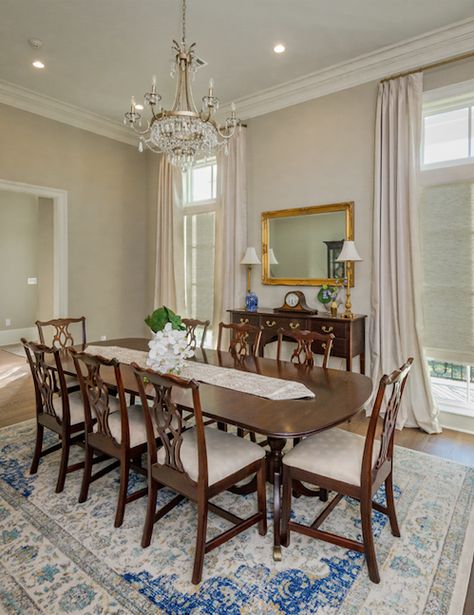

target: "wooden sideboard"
[228,309,366,373]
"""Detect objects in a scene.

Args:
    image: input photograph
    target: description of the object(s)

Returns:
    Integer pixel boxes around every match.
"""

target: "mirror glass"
[262,202,354,286]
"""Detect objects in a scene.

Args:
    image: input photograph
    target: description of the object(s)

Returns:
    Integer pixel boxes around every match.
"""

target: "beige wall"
[0,191,39,330]
[247,81,377,321]
[0,104,149,341]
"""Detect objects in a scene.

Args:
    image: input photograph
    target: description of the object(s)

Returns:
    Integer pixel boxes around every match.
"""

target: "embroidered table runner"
[85,345,315,401]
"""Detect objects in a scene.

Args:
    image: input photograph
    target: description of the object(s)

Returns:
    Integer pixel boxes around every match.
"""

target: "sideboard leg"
[360,352,366,375]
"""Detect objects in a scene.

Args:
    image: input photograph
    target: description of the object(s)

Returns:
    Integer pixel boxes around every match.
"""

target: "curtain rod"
[380,49,474,83]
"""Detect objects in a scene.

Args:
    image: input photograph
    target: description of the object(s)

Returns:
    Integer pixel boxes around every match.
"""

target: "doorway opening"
[0,179,68,347]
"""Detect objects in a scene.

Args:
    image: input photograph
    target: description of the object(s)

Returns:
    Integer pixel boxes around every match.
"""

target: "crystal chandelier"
[123,0,241,170]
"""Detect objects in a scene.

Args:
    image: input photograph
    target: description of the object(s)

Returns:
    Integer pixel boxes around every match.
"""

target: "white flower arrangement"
[147,322,194,374]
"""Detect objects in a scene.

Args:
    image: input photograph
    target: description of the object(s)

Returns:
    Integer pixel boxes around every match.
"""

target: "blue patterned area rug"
[0,420,473,615]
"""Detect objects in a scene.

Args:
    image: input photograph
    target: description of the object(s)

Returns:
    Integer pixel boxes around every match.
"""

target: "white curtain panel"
[213,129,247,340]
[370,73,441,434]
[153,154,184,313]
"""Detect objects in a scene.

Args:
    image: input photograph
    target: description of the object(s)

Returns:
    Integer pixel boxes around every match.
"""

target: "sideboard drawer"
[313,337,348,358]
[231,313,259,326]
[260,316,309,332]
[313,320,348,339]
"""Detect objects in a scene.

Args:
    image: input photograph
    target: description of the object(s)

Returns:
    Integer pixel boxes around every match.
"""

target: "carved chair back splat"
[217,321,263,358]
[277,327,335,369]
[36,316,86,351]
[182,318,210,350]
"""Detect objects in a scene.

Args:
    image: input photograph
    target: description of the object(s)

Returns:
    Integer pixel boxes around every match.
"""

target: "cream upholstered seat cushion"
[106,404,181,448]
[52,391,87,425]
[157,426,265,485]
[283,427,381,486]
[107,404,151,448]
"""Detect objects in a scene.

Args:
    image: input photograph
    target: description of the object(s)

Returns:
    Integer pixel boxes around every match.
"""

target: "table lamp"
[335,240,362,319]
[240,247,261,312]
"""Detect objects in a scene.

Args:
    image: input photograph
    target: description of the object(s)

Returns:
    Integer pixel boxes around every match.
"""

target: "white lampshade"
[241,247,261,265]
[269,248,279,265]
[335,240,362,262]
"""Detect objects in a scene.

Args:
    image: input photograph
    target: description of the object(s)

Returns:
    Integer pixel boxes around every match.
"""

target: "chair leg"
[141,478,158,548]
[256,462,267,536]
[192,499,208,585]
[55,432,70,493]
[30,423,44,475]
[360,495,380,584]
[280,466,292,548]
[79,444,93,503]
[319,488,328,502]
[115,458,130,528]
[385,473,401,537]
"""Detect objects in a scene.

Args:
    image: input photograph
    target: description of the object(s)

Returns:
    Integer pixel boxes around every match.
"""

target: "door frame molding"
[0,178,68,340]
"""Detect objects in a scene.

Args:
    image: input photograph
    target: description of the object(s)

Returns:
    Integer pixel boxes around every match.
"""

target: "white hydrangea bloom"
[146,325,194,374]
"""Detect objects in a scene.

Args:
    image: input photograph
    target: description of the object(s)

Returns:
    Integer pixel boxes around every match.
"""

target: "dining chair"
[280,357,413,583]
[71,349,149,528]
[132,363,267,585]
[36,316,87,350]
[182,318,210,350]
[217,322,264,358]
[22,338,86,493]
[276,327,335,368]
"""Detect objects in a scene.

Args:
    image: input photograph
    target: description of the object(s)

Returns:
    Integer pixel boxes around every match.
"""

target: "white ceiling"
[1,0,473,125]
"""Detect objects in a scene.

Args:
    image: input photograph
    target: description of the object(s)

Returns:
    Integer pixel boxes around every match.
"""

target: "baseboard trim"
[440,410,474,435]
[0,327,37,346]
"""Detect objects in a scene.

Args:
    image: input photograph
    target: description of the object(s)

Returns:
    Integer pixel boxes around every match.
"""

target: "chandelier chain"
[181,0,186,43]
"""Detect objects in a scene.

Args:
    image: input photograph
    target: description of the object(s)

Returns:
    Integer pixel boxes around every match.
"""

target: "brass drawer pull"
[240,318,249,324]
[322,325,334,333]
[289,322,300,330]
[265,320,276,327]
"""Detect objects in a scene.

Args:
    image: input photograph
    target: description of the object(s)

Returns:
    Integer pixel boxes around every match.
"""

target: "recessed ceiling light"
[135,103,144,110]
[273,44,286,54]
[32,60,45,69]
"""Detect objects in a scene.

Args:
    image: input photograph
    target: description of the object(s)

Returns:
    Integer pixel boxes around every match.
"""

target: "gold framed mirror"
[261,201,354,287]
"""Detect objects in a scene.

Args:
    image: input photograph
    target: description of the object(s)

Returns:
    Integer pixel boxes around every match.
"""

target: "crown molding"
[221,17,474,120]
[0,79,136,146]
[1,17,474,137]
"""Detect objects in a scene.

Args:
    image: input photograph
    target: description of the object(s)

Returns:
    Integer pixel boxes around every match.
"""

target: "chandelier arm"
[216,124,237,139]
[199,109,213,123]
[130,121,151,136]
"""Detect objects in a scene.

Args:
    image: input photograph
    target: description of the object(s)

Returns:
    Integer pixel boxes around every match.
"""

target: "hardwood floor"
[0,348,35,428]
[342,411,474,467]
[0,347,472,611]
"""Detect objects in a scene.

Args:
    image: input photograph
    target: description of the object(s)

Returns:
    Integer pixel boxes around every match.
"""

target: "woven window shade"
[420,181,474,364]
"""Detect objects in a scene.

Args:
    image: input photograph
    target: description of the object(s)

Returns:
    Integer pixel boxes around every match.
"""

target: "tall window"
[421,80,474,418]
[182,159,217,325]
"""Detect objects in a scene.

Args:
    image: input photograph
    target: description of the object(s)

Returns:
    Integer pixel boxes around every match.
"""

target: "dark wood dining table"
[59,337,373,559]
